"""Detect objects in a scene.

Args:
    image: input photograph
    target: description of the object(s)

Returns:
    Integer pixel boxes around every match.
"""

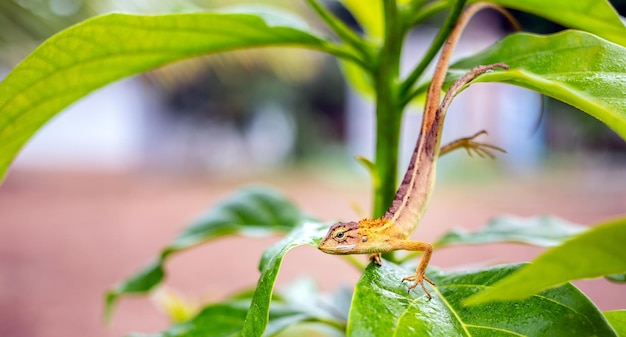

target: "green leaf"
[0,10,347,183]
[464,218,626,306]
[128,300,320,337]
[340,0,383,41]
[482,0,626,47]
[348,262,617,336]
[241,221,329,336]
[105,186,310,322]
[607,273,626,283]
[449,30,626,140]
[435,215,586,248]
[339,59,374,97]
[131,278,347,337]
[128,302,250,337]
[605,310,626,337]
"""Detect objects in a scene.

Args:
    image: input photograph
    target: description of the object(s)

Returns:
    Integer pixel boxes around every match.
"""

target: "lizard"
[318,4,509,299]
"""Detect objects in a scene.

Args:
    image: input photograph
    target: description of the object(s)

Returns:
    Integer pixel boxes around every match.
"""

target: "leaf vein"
[431,286,472,337]
[465,324,526,336]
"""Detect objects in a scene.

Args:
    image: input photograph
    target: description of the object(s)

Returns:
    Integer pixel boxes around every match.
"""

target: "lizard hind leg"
[440,129,506,159]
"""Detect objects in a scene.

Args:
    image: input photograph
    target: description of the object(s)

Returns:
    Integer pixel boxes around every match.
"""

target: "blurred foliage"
[0,0,93,64]
[0,0,345,165]
[1,0,625,157]
[147,54,345,159]
[0,0,314,65]
[504,0,626,154]
[545,98,626,154]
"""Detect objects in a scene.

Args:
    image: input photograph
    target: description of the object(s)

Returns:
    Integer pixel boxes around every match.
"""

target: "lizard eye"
[333,230,347,242]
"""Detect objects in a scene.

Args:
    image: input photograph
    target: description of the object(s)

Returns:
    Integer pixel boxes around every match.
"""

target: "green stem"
[372,0,405,218]
[307,317,347,331]
[305,0,371,62]
[407,0,430,13]
[400,0,467,102]
[319,43,368,69]
[342,255,367,270]
[410,0,452,26]
[396,250,423,264]
[402,80,429,107]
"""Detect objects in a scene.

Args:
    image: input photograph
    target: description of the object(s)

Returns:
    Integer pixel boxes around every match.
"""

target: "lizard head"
[318,221,359,254]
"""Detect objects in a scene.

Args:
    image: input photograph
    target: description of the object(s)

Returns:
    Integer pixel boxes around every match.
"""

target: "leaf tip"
[103,290,119,325]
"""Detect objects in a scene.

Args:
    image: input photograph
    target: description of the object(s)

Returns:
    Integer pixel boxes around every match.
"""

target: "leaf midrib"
[431,285,472,337]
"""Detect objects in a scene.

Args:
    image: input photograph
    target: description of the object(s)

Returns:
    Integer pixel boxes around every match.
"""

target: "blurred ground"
[0,165,625,337]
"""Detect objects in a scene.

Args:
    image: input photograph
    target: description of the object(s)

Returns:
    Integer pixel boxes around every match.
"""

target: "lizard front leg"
[369,253,383,266]
[440,130,505,159]
[393,240,435,299]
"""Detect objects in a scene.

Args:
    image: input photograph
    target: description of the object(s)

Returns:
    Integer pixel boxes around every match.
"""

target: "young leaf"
[348,262,617,336]
[105,186,311,322]
[449,30,626,140]
[127,302,250,337]
[464,218,626,306]
[130,278,347,337]
[0,10,353,183]
[127,299,327,337]
[127,301,320,337]
[340,0,383,40]
[605,310,626,337]
[607,273,626,283]
[435,215,586,248]
[241,221,329,336]
[339,59,374,97]
[484,0,626,47]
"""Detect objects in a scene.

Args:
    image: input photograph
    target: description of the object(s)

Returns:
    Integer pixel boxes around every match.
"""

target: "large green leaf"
[105,186,311,322]
[241,221,329,336]
[0,10,351,183]
[136,278,348,337]
[435,215,586,248]
[482,0,626,47]
[449,30,626,140]
[605,310,626,337]
[465,218,626,305]
[348,262,617,336]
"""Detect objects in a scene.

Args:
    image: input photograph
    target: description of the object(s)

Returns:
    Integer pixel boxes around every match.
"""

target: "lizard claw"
[402,273,435,300]
[440,129,506,159]
[369,253,382,266]
[461,130,506,159]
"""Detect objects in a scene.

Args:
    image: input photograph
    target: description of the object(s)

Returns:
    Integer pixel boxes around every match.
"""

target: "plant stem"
[410,0,452,26]
[342,255,367,270]
[372,0,405,218]
[404,2,512,105]
[305,0,370,62]
[407,0,430,13]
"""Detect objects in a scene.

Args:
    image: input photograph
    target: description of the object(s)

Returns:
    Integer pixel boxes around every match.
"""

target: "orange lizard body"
[318,5,508,299]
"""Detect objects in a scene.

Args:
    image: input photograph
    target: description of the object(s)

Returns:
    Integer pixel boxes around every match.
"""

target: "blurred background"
[0,1,625,336]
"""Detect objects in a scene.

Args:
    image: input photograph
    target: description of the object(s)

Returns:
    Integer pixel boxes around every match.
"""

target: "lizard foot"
[441,130,506,159]
[402,272,435,300]
[369,253,382,266]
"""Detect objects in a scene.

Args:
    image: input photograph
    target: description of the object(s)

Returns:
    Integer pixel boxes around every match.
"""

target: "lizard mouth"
[318,243,357,254]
